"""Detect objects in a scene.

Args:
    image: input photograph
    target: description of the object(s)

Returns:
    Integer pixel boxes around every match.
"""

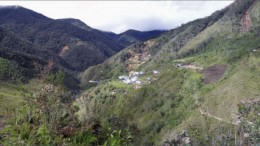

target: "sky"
[0,1,234,34]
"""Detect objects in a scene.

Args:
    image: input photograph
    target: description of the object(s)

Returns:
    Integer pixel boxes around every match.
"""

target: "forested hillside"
[0,0,260,145]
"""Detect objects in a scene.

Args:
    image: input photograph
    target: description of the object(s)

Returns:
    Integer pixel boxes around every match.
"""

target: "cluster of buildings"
[118,71,143,85]
[119,70,159,85]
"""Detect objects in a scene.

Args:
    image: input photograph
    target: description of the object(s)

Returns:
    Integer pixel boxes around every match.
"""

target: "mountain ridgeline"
[0,7,120,70]
[0,0,260,146]
[0,6,165,84]
[114,29,167,47]
[59,18,166,47]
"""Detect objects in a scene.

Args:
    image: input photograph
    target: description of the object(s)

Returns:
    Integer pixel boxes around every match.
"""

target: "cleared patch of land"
[200,64,227,84]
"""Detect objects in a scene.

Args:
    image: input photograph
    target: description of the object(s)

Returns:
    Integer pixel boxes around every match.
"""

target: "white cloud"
[0,1,234,33]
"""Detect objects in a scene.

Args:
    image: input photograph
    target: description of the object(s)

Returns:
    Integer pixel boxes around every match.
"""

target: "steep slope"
[79,3,229,86]
[0,27,81,90]
[0,27,71,80]
[78,0,260,145]
[0,6,121,71]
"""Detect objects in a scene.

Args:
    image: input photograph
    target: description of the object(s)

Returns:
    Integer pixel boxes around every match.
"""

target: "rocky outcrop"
[163,130,191,146]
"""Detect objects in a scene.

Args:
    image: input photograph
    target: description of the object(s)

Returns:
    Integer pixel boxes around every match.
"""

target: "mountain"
[0,6,122,72]
[102,29,167,48]
[58,18,167,48]
[59,18,167,48]
[79,5,230,85]
[1,0,260,145]
[116,29,167,46]
[57,18,92,31]
[0,5,168,87]
[0,27,82,90]
[78,0,260,145]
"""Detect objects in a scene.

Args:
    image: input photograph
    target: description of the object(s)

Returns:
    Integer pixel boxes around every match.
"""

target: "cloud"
[0,1,234,33]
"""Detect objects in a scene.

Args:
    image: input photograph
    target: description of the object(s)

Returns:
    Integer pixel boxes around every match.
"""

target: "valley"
[0,0,260,145]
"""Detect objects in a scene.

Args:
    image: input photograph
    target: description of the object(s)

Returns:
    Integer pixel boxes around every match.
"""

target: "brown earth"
[200,64,227,84]
[181,64,203,70]
[125,40,154,71]
[241,10,252,32]
[59,45,70,57]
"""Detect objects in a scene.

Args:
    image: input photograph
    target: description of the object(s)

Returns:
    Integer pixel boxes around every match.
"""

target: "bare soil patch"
[200,64,227,84]
[125,40,154,71]
[240,10,252,32]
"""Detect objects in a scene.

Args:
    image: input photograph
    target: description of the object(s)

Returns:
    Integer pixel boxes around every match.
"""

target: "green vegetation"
[76,68,203,145]
[0,57,21,82]
[1,0,260,145]
[0,84,134,146]
[75,1,260,145]
[45,70,66,85]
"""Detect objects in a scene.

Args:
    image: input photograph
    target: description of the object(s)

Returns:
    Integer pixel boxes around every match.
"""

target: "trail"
[195,96,235,125]
[180,64,203,70]
[198,108,235,125]
[197,98,260,125]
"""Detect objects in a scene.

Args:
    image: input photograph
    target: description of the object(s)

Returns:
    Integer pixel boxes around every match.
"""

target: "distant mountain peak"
[122,29,167,34]
[124,29,139,32]
[0,5,49,21]
[57,18,92,30]
[0,5,22,9]
[116,29,167,46]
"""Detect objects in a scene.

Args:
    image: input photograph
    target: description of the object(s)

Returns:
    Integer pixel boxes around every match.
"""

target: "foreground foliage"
[0,84,133,146]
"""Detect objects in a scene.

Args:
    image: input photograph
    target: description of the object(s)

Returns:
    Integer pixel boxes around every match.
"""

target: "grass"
[182,33,260,122]
[0,82,23,118]
[109,81,128,89]
[0,79,46,120]
[250,0,260,27]
[199,56,260,120]
[178,20,233,57]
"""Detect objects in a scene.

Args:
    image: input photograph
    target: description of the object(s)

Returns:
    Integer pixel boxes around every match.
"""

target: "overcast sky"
[0,1,234,34]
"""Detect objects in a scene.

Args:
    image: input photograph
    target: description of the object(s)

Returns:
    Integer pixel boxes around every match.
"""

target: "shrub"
[0,57,21,82]
[45,70,65,85]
